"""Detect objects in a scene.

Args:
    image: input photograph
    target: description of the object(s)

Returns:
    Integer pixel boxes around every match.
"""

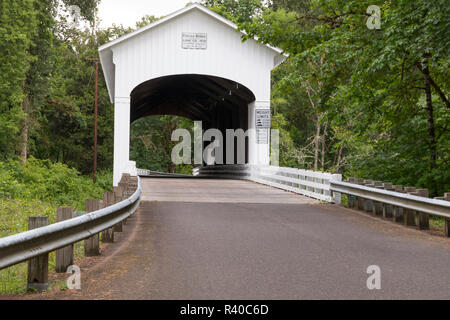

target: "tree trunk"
[321,121,328,170]
[314,115,321,171]
[422,59,438,196]
[336,143,343,171]
[20,95,30,161]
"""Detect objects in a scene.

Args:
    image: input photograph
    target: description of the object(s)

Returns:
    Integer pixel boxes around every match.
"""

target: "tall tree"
[20,0,56,160]
[232,0,449,194]
[0,0,37,159]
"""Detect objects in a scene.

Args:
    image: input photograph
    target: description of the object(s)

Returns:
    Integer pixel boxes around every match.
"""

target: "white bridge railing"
[193,165,342,203]
[248,165,342,203]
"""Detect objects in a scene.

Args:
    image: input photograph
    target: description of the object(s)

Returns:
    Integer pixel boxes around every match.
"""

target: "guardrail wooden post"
[404,187,417,226]
[114,185,127,225]
[130,179,138,192]
[101,191,115,243]
[356,179,365,210]
[84,200,100,256]
[346,178,356,208]
[55,207,74,273]
[392,185,404,223]
[370,181,383,216]
[113,186,124,232]
[444,193,450,237]
[120,173,131,183]
[119,178,129,193]
[382,183,394,219]
[410,189,430,230]
[27,217,49,292]
[363,180,374,213]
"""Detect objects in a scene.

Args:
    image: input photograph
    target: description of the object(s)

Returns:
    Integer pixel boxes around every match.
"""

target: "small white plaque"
[182,32,207,50]
[255,109,271,128]
[256,129,269,144]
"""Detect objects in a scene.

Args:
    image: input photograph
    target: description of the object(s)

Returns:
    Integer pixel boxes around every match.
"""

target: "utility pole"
[87,58,100,184]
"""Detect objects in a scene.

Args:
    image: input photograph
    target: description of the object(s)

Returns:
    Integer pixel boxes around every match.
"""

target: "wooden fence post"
[113,186,123,232]
[115,185,128,225]
[347,177,356,208]
[123,173,129,182]
[27,217,49,292]
[101,191,115,243]
[356,179,365,210]
[84,199,100,256]
[363,180,374,213]
[55,207,74,273]
[410,189,430,230]
[404,187,417,226]
[128,177,138,192]
[382,183,394,219]
[392,185,404,223]
[119,180,131,224]
[369,181,383,216]
[444,193,450,237]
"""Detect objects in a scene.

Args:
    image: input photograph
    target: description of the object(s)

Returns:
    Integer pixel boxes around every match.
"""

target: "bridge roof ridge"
[98,3,285,55]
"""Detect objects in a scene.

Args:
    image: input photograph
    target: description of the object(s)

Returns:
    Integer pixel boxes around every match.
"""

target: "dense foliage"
[130,116,195,174]
[0,157,111,294]
[0,0,448,294]
[0,158,111,211]
[0,1,448,194]
[0,1,110,294]
[0,0,116,174]
[204,0,449,196]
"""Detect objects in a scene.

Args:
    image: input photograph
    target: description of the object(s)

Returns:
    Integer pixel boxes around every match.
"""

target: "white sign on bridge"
[255,109,271,128]
[182,32,207,50]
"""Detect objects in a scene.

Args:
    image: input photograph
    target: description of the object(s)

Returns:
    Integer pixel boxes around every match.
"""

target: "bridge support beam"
[113,97,137,186]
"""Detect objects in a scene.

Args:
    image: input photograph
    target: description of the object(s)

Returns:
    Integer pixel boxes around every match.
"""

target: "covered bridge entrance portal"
[99,4,286,185]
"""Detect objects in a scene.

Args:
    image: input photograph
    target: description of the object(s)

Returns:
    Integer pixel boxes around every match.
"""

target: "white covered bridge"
[0,3,449,301]
[99,3,286,185]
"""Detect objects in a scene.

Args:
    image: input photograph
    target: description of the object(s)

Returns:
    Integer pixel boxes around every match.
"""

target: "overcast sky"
[98,0,192,28]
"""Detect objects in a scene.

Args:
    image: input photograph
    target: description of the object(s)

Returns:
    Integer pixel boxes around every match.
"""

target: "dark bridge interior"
[130,75,256,164]
[131,74,255,128]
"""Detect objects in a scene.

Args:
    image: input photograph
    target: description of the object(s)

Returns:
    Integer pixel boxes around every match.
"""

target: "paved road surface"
[32,178,450,299]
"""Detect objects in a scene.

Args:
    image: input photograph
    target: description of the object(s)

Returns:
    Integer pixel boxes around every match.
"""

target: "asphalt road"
[29,178,450,299]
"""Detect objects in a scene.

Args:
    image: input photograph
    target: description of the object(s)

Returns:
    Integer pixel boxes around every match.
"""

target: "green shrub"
[0,157,112,210]
[0,158,113,294]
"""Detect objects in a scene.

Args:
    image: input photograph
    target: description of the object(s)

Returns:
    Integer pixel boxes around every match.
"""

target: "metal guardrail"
[0,177,142,270]
[330,180,450,219]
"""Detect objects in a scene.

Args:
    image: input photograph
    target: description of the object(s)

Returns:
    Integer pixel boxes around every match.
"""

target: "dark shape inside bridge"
[130,74,256,164]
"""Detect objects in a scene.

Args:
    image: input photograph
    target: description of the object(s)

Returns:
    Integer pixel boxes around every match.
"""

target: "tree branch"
[416,62,450,109]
